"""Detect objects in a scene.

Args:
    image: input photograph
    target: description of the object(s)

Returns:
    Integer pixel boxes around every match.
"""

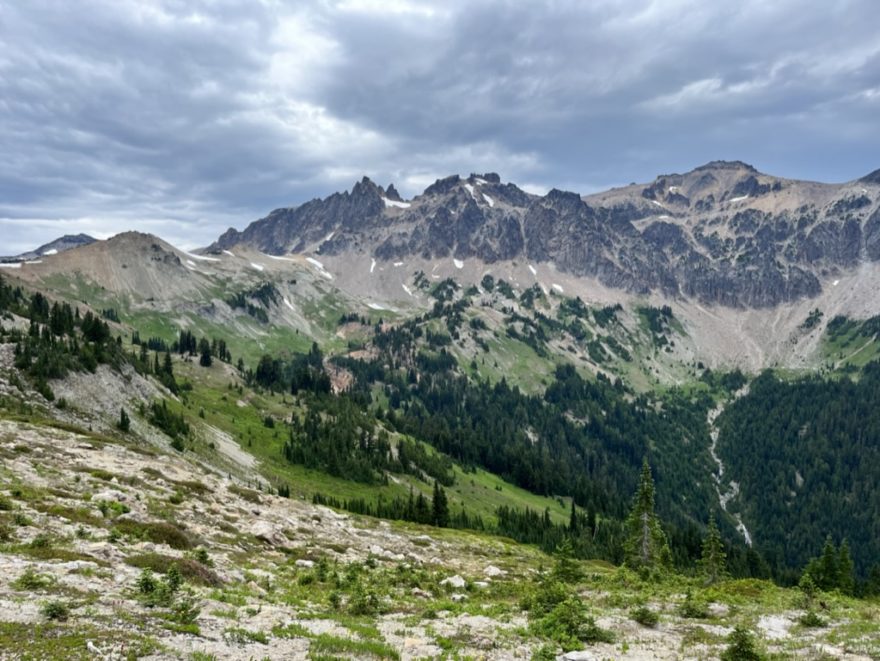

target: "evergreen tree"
[414,492,430,524]
[815,536,839,591]
[699,512,727,584]
[837,540,854,595]
[432,480,449,527]
[623,459,671,572]
[721,626,764,661]
[117,407,130,433]
[552,537,583,583]
[569,499,579,534]
[866,564,880,597]
[199,345,212,367]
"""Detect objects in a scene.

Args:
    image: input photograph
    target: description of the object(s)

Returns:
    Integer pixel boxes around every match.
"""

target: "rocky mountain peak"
[208,164,880,308]
[860,168,880,185]
[1,233,96,262]
[693,160,759,173]
[423,175,462,196]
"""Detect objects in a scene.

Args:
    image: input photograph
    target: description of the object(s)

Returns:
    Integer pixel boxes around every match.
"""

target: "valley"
[2,162,880,659]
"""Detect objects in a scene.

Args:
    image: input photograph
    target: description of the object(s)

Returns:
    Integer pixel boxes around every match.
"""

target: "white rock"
[559,651,595,661]
[295,559,315,569]
[758,614,791,640]
[484,564,506,577]
[92,489,127,503]
[251,521,287,547]
[411,587,433,599]
[707,602,730,618]
[473,581,490,589]
[440,574,466,589]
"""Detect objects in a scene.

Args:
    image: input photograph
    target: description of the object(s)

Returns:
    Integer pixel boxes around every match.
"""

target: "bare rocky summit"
[210,162,880,307]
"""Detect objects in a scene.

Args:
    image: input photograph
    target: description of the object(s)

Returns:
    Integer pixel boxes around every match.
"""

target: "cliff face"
[210,162,880,307]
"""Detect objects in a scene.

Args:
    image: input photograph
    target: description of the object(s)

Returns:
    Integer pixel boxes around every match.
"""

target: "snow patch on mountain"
[306,257,333,280]
[185,252,220,262]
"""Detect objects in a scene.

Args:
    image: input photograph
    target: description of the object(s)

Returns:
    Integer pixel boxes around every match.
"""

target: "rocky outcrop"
[209,163,880,308]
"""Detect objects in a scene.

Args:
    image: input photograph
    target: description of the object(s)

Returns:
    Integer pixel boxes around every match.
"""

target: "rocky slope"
[209,162,880,308]
[1,417,877,660]
[1,234,96,263]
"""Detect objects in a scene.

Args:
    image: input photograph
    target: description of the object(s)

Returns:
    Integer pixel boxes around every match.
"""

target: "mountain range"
[210,160,880,308]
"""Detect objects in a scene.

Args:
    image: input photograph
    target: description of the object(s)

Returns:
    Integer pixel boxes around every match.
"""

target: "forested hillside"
[717,368,880,583]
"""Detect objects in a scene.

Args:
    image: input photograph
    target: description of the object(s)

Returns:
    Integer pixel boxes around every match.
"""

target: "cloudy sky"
[2,0,879,253]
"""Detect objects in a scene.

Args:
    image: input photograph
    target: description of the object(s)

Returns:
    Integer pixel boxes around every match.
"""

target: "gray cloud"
[1,0,878,253]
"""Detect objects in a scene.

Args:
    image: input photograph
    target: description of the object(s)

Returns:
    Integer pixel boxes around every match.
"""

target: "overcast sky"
[2,0,879,253]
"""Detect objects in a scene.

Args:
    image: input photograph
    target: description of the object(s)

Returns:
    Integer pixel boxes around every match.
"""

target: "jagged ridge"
[209,162,880,307]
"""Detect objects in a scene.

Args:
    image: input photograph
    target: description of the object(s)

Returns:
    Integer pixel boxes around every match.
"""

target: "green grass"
[820,323,880,370]
[0,621,160,660]
[309,633,399,660]
[172,359,571,526]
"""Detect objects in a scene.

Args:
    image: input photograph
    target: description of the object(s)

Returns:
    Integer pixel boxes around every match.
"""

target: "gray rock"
[251,521,287,547]
[440,575,466,589]
[558,651,595,661]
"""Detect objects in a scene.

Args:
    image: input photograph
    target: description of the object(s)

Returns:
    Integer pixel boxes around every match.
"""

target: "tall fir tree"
[699,512,727,584]
[837,540,854,595]
[432,480,449,528]
[816,536,839,591]
[623,458,671,572]
[117,407,130,433]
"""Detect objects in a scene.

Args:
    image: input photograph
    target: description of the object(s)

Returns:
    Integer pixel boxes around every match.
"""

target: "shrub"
[630,604,659,627]
[113,520,194,549]
[29,534,51,548]
[348,582,380,616]
[13,567,53,591]
[522,579,569,617]
[171,591,201,625]
[720,626,764,661]
[40,600,69,621]
[531,597,613,651]
[798,611,826,628]
[679,591,709,619]
[223,627,268,645]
